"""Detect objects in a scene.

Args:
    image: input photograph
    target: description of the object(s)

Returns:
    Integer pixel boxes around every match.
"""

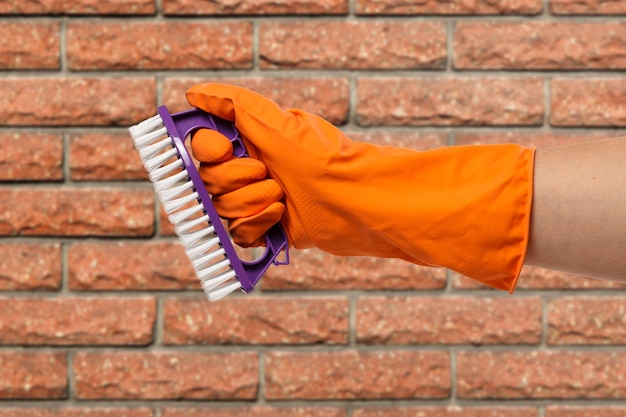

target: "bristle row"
[129,114,243,301]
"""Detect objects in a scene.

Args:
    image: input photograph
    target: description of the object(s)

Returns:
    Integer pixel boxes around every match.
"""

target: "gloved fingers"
[199,158,267,195]
[186,83,292,159]
[228,201,285,248]
[212,178,284,219]
[190,128,233,163]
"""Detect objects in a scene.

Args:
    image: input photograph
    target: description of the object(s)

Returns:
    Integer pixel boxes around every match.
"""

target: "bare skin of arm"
[524,137,626,282]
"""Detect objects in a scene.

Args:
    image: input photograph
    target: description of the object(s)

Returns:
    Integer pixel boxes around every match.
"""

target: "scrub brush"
[129,105,289,301]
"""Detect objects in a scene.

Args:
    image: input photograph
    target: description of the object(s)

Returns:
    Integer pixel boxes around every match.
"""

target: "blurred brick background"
[1,0,626,416]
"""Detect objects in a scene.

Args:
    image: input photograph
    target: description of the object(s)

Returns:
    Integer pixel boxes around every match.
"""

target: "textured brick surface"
[163,0,348,14]
[548,297,626,345]
[68,242,197,290]
[354,407,538,417]
[349,131,448,149]
[0,352,67,399]
[0,0,155,14]
[0,133,63,181]
[454,266,626,290]
[0,410,155,417]
[74,352,258,399]
[163,297,349,345]
[163,77,350,125]
[260,21,446,70]
[265,351,450,399]
[263,248,446,290]
[454,22,626,69]
[357,297,542,345]
[0,243,61,290]
[551,78,626,126]
[547,407,626,417]
[0,21,59,69]
[0,298,155,345]
[457,351,626,399]
[356,0,542,14]
[0,78,155,126]
[163,407,346,417]
[68,22,252,70]
[70,133,147,181]
[357,78,544,126]
[3,1,626,414]
[454,131,625,147]
[0,189,154,236]
[550,0,626,14]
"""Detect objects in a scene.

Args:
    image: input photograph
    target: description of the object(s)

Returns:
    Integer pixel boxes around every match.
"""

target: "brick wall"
[1,0,625,416]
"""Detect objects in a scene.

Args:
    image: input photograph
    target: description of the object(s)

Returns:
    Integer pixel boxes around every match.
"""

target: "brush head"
[129,106,289,301]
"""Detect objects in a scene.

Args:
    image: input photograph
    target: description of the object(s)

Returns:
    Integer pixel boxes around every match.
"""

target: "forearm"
[524,137,626,282]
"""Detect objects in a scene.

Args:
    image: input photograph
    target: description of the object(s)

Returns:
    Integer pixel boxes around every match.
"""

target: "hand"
[187,83,535,292]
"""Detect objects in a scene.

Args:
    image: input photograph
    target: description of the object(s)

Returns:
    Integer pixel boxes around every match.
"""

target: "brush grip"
[157,105,289,293]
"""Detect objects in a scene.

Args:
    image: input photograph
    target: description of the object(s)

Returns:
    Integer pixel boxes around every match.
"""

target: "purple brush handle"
[158,105,289,293]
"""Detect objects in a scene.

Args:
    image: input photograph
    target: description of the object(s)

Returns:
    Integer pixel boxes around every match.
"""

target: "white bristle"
[133,126,168,148]
[150,159,183,181]
[169,204,205,225]
[160,181,195,202]
[139,137,173,159]
[179,224,215,247]
[163,191,199,214]
[131,113,248,302]
[129,114,163,138]
[175,214,211,234]
[191,247,226,270]
[200,267,236,290]
[143,147,179,172]
[184,237,221,259]
[154,170,189,193]
[206,280,242,302]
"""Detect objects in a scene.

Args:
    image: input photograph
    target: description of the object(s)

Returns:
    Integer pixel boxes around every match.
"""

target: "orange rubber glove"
[187,83,535,292]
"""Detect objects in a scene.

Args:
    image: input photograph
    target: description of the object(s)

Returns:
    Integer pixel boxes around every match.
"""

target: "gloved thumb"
[186,83,292,160]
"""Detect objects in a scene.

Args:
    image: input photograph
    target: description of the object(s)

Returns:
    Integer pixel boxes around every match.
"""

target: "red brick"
[454,22,626,70]
[0,188,154,236]
[260,21,446,70]
[0,133,63,181]
[453,266,626,290]
[0,21,59,69]
[163,0,348,14]
[163,77,350,125]
[0,297,155,345]
[357,78,544,126]
[357,297,542,345]
[354,407,538,417]
[356,0,542,14]
[74,352,258,399]
[163,297,349,345]
[0,243,61,290]
[348,131,448,149]
[0,0,155,14]
[68,22,252,70]
[0,352,67,399]
[265,351,450,399]
[550,0,626,14]
[548,297,626,345]
[0,409,154,417]
[68,242,198,290]
[70,133,147,181]
[551,78,626,126]
[455,131,626,148]
[547,407,626,417]
[0,77,155,126]
[457,351,626,399]
[262,248,446,291]
[163,407,345,417]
